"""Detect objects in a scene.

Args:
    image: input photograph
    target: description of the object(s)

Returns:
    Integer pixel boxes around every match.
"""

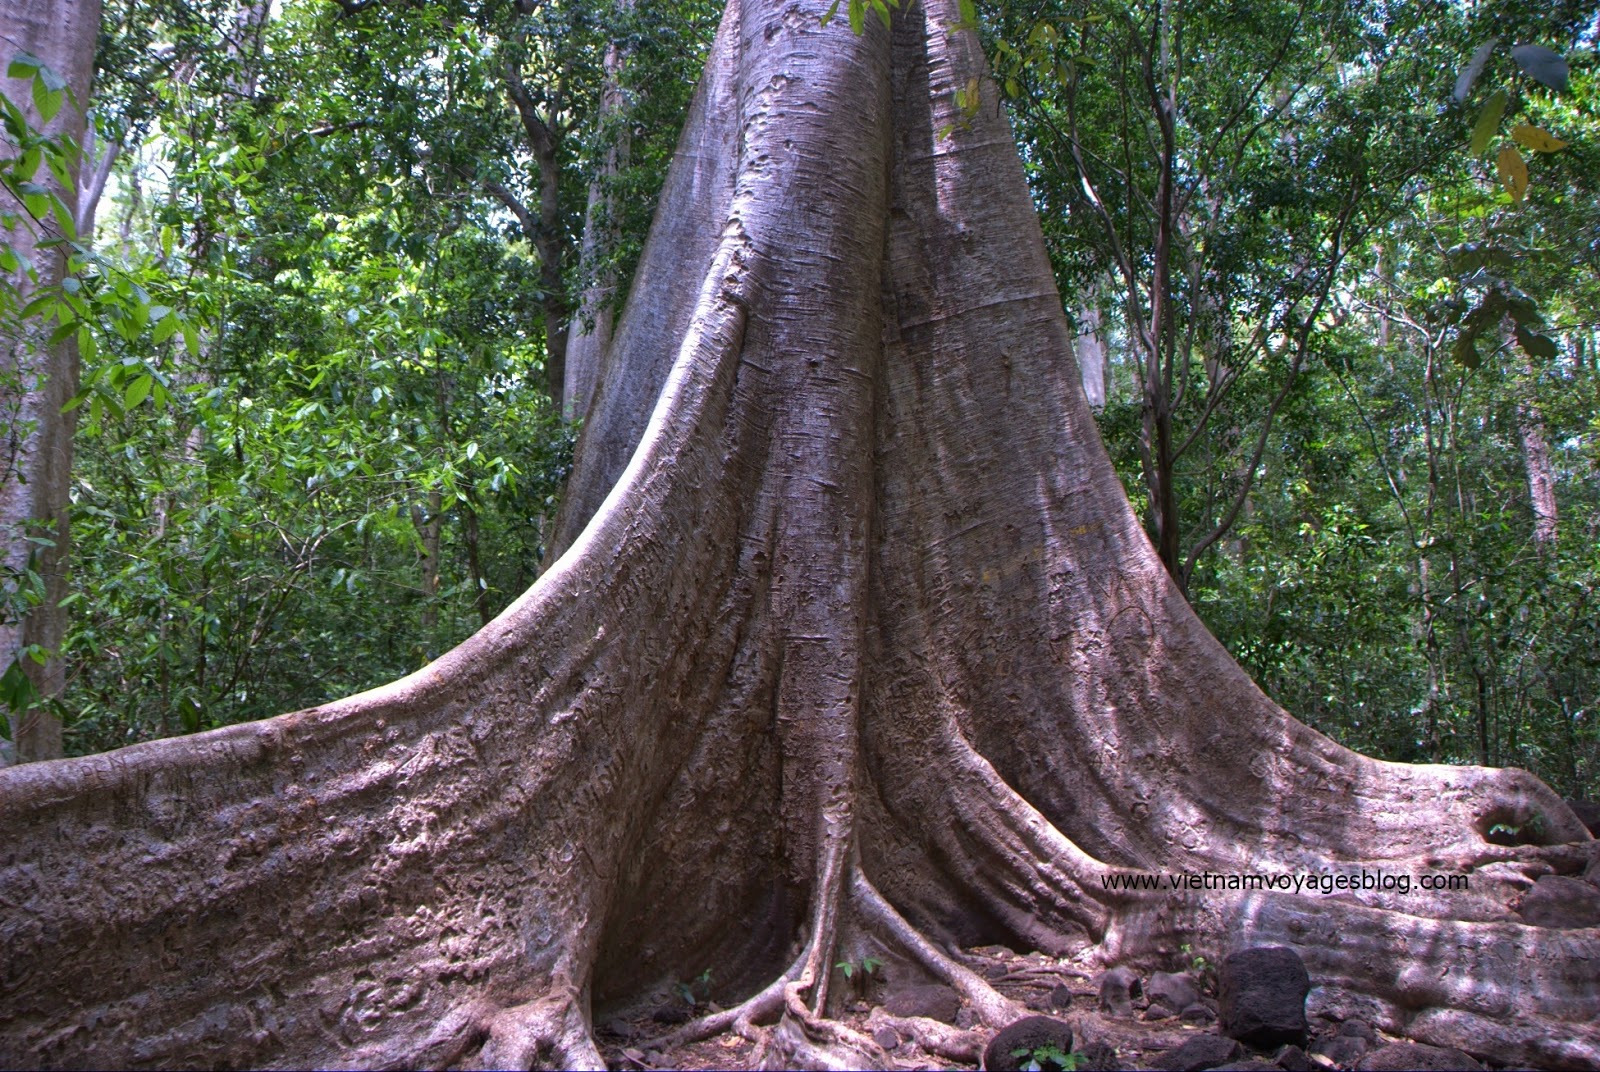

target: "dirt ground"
[592,945,1278,1071]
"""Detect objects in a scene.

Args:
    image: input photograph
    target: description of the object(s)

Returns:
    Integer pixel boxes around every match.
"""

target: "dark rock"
[1049,984,1075,1010]
[1274,1044,1313,1071]
[1149,971,1203,1013]
[872,1025,899,1051]
[1564,798,1600,836]
[649,1001,690,1025]
[1336,1020,1377,1043]
[1218,946,1310,1048]
[883,983,961,1024]
[1149,1034,1244,1071]
[1181,1001,1218,1026]
[1516,874,1600,929]
[1097,966,1142,1017]
[1072,1041,1120,1071]
[1354,1042,1485,1071]
[1311,1034,1370,1068]
[1143,1003,1177,1021]
[601,1018,635,1039]
[983,1015,1075,1072]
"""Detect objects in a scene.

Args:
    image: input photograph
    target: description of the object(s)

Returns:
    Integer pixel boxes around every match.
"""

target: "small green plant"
[1010,1042,1080,1071]
[1180,942,1217,994]
[834,955,882,981]
[673,968,712,1006]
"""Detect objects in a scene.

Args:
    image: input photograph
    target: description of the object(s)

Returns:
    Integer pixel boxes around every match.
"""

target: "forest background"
[1,0,1596,801]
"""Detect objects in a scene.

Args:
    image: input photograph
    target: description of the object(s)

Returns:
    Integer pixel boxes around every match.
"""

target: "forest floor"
[589,944,1491,1071]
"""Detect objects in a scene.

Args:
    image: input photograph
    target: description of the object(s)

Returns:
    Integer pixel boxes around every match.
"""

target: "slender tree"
[0,0,103,762]
[1,2,1596,1069]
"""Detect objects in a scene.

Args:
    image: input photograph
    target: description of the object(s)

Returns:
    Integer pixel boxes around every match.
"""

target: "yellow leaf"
[1497,145,1529,204]
[1511,124,1568,153]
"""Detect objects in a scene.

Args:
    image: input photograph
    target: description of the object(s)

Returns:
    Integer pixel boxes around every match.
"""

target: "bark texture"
[563,0,631,421]
[0,0,102,763]
[2,1,1597,1068]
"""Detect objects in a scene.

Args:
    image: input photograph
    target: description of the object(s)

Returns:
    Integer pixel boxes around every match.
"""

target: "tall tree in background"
[0,0,103,762]
[1,2,1597,1070]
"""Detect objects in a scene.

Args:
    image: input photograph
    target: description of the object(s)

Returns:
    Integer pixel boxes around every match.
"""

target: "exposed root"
[479,993,604,1071]
[865,1007,987,1063]
[752,1011,891,1070]
[851,868,1026,1027]
[658,950,806,1048]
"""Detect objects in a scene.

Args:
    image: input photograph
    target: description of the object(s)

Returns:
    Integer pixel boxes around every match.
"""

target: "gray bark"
[0,2,1596,1069]
[563,7,632,421]
[1073,299,1106,411]
[0,0,103,763]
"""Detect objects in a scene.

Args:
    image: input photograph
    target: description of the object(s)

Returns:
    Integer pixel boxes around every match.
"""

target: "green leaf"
[124,374,152,408]
[0,657,40,718]
[1510,44,1568,92]
[870,0,891,31]
[1452,334,1480,369]
[181,320,200,356]
[32,78,62,124]
[6,53,43,79]
[1453,38,1497,104]
[1469,89,1507,155]
[819,0,840,26]
[957,0,977,26]
[848,0,863,36]
[153,312,180,344]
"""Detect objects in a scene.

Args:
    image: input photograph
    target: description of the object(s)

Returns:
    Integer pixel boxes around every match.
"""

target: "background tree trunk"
[563,3,632,421]
[0,0,103,763]
[1,1,1596,1069]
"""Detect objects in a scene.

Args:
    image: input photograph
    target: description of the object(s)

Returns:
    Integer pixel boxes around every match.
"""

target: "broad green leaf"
[1496,145,1528,203]
[1453,38,1497,104]
[957,0,977,26]
[6,53,43,79]
[848,0,863,36]
[153,312,180,344]
[181,320,200,356]
[1510,124,1567,153]
[35,63,67,93]
[32,78,61,123]
[1452,334,1480,369]
[1510,44,1568,92]
[49,192,75,241]
[819,0,840,25]
[124,374,152,408]
[1469,89,1507,155]
[871,0,891,31]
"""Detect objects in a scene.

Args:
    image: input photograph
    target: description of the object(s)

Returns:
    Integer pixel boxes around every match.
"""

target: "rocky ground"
[592,943,1527,1071]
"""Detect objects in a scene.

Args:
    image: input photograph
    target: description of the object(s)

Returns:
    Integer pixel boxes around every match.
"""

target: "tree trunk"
[1073,298,1106,412]
[1513,352,1558,551]
[563,5,632,421]
[0,0,102,763]
[2,2,1597,1069]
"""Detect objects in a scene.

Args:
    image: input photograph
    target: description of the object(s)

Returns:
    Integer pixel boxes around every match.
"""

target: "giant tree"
[2,1,1597,1069]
